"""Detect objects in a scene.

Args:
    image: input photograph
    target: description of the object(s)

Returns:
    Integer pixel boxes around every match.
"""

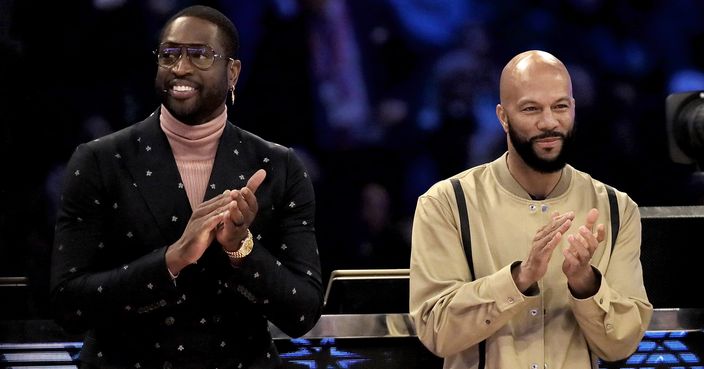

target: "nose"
[537,110,559,131]
[171,50,194,75]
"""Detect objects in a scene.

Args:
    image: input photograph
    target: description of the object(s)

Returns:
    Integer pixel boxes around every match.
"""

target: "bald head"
[499,50,572,105]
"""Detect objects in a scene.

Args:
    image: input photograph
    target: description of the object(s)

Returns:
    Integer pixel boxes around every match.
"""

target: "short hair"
[160,5,239,59]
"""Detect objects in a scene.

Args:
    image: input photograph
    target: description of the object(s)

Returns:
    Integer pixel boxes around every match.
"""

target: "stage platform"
[1,309,703,368]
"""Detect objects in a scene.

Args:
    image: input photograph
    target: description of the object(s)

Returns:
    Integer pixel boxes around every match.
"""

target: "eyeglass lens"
[157,45,215,70]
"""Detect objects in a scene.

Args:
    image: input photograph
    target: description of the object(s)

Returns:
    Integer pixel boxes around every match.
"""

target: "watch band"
[223,229,254,259]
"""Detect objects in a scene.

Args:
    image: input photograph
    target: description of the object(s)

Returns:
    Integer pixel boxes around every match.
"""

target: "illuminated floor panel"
[1,331,702,368]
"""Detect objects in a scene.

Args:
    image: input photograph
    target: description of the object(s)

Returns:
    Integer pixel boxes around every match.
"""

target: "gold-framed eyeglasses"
[154,43,232,70]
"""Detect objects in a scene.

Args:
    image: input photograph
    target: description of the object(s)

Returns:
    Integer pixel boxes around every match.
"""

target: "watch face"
[226,229,254,259]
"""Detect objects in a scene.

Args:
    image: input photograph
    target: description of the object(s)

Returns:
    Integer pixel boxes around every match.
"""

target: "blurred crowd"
[1,0,704,318]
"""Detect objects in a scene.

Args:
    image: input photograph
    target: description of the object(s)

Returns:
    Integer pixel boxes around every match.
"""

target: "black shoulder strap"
[606,185,619,255]
[451,178,475,280]
[450,178,486,369]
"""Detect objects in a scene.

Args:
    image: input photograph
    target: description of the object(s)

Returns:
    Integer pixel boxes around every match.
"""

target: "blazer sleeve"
[50,143,180,333]
[221,147,323,338]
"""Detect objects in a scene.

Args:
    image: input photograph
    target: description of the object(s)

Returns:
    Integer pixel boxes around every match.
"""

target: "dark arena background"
[1,0,704,368]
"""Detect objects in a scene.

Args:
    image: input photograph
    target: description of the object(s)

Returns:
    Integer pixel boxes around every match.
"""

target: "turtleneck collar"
[159,105,227,161]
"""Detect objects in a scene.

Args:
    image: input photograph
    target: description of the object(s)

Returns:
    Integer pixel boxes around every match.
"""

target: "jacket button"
[164,316,175,326]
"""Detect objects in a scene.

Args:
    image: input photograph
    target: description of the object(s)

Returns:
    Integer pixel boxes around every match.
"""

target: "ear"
[229,59,242,88]
[496,104,509,133]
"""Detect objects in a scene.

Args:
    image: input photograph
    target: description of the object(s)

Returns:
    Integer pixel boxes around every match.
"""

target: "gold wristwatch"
[223,229,254,259]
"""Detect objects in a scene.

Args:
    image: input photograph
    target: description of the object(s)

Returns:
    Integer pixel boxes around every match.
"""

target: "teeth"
[172,85,194,92]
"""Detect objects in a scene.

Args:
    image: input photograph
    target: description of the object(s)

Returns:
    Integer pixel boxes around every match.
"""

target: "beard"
[155,78,229,126]
[507,118,574,173]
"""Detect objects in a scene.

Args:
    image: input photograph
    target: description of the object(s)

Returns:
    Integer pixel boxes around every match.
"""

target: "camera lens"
[673,94,704,164]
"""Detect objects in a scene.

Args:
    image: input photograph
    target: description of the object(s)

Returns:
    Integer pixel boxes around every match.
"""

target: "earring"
[230,86,236,104]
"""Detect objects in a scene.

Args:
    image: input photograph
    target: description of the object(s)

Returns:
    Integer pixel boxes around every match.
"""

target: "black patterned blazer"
[50,108,323,369]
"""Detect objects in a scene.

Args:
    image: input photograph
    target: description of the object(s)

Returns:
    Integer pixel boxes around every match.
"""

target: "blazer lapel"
[127,111,192,243]
[203,122,256,201]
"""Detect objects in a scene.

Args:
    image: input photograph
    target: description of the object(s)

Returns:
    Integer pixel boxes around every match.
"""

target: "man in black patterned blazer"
[50,5,323,369]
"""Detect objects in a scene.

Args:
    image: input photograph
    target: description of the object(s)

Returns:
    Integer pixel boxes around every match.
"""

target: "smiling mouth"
[172,85,194,92]
[168,84,197,99]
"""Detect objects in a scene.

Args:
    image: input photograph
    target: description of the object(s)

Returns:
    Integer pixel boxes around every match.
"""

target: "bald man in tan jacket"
[410,50,652,369]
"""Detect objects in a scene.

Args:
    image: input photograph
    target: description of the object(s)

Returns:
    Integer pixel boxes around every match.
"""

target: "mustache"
[530,131,566,142]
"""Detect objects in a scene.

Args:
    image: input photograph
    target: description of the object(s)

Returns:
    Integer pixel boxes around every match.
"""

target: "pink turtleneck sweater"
[160,105,227,210]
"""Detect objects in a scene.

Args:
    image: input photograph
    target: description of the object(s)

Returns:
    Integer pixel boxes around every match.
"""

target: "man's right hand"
[512,211,575,293]
[165,191,238,275]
